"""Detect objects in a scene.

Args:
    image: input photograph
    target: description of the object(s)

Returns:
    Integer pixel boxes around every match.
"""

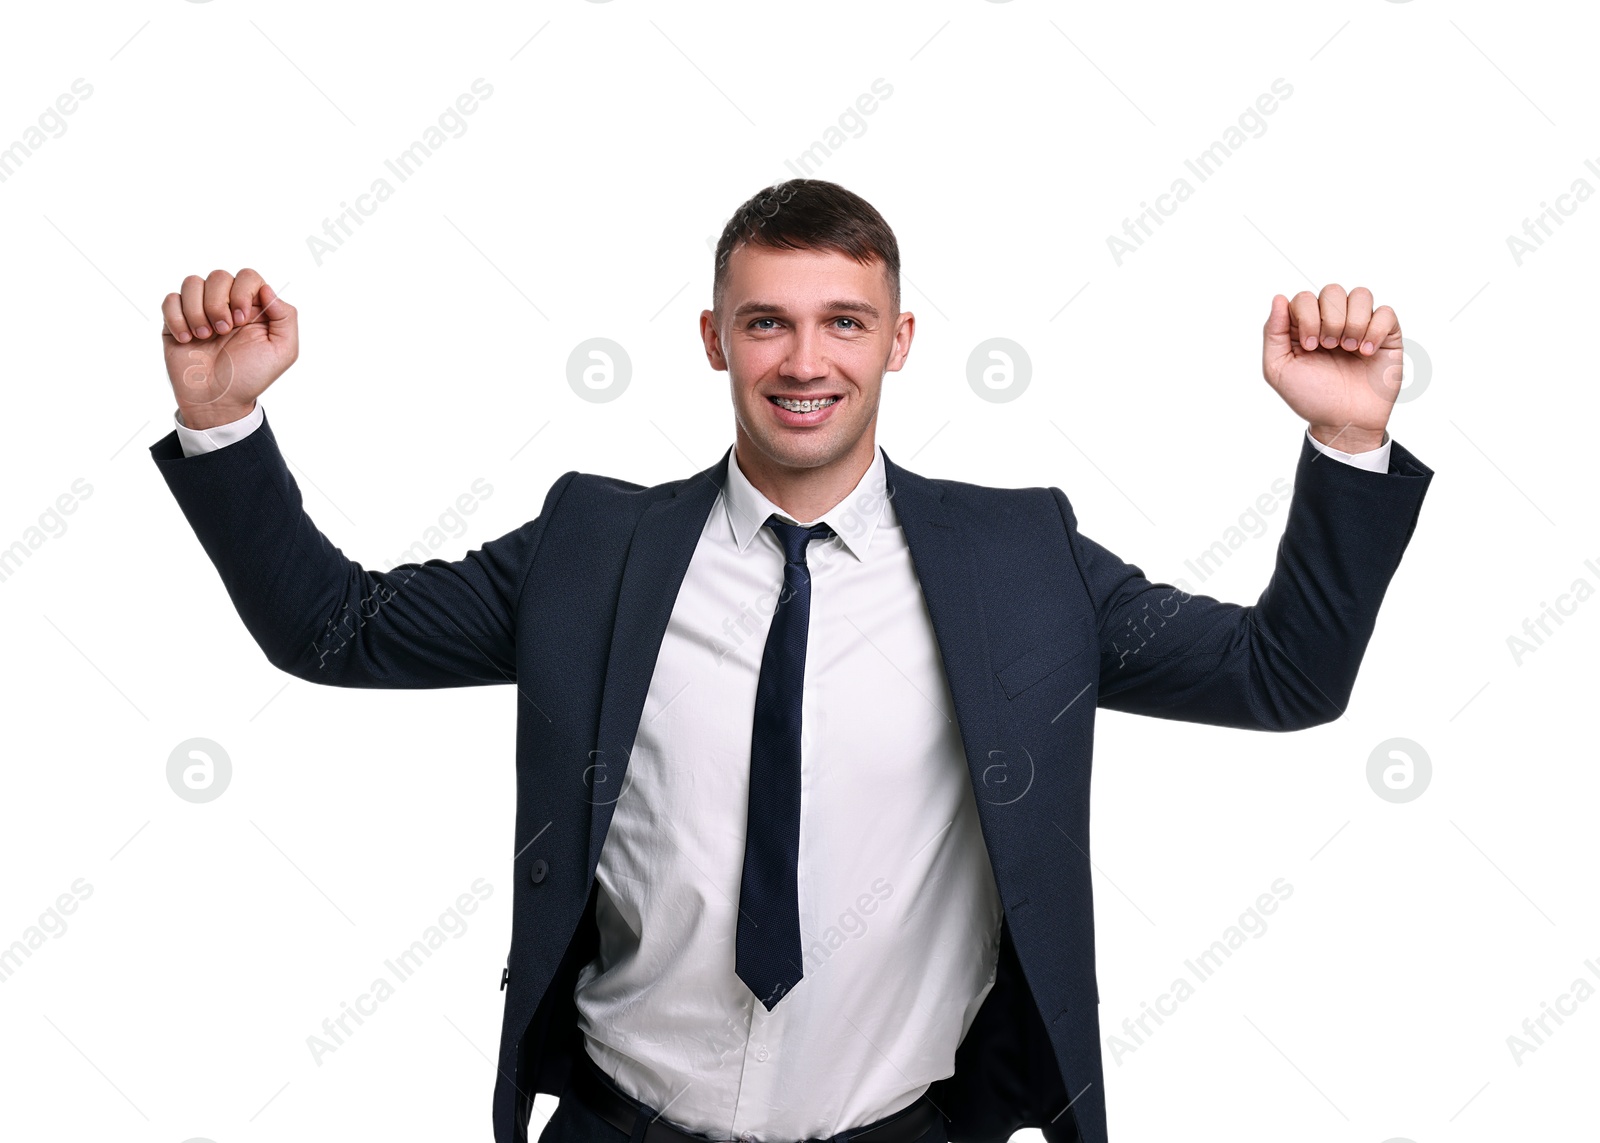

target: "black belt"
[570,1047,943,1143]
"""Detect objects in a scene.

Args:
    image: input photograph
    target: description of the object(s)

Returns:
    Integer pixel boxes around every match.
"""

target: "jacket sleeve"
[149,407,577,688]
[1053,433,1434,730]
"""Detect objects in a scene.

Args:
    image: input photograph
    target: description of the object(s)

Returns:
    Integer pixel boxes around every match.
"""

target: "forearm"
[1243,432,1432,721]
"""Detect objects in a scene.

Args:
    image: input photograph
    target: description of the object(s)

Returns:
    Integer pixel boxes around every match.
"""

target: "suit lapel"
[585,448,731,883]
[879,450,1002,837]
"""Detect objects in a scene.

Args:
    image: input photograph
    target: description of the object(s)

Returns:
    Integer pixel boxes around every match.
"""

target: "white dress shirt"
[170,404,1390,1141]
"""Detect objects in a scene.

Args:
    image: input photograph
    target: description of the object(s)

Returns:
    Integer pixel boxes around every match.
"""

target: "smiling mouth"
[768,395,840,413]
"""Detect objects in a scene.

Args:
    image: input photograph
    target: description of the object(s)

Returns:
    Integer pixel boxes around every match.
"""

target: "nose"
[782,324,830,384]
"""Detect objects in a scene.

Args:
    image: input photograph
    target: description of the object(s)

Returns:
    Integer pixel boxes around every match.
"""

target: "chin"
[764,438,835,469]
[750,428,843,470]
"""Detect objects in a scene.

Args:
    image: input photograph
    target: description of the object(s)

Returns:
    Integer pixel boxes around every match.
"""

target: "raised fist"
[161,268,297,430]
[1262,284,1403,453]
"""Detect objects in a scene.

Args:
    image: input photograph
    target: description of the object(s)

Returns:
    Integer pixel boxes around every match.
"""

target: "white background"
[0,1,1594,1141]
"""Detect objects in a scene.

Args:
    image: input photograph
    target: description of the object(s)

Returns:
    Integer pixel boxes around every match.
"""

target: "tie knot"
[765,515,833,565]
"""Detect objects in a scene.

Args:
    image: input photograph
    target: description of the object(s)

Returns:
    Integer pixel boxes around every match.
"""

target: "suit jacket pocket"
[996,636,1093,700]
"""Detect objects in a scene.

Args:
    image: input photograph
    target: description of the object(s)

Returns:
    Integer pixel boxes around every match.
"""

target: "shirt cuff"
[1306,426,1390,473]
[174,402,264,457]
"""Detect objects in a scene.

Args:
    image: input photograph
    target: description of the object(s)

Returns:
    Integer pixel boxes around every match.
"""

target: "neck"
[732,426,878,524]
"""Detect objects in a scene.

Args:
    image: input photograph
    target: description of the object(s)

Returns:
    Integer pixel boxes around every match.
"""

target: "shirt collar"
[722,444,890,561]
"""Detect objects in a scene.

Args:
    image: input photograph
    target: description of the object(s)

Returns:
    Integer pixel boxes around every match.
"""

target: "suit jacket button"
[530,859,548,884]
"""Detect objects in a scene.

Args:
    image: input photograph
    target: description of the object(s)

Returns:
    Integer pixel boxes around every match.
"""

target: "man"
[149,179,1433,1143]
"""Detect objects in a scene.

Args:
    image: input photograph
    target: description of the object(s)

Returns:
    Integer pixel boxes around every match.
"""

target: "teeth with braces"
[772,396,839,413]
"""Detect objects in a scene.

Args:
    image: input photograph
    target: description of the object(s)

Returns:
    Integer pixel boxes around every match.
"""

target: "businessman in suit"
[149,179,1432,1143]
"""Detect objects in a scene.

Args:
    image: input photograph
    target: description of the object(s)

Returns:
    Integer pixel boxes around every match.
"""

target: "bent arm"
[1057,433,1434,730]
[149,407,575,688]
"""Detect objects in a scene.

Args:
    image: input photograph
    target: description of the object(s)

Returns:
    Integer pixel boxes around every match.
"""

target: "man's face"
[700,243,914,475]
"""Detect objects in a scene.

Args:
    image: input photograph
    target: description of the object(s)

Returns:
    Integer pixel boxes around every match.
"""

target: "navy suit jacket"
[150,413,1432,1143]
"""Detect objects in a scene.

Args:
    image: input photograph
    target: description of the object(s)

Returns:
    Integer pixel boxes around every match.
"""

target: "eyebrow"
[731,299,881,321]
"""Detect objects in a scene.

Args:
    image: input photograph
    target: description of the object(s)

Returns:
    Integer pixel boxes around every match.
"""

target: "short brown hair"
[712,179,901,318]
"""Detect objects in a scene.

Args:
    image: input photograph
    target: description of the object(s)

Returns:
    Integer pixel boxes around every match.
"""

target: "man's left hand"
[1262,284,1402,453]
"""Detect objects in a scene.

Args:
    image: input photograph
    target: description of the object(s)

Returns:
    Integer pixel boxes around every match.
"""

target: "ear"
[699,309,728,370]
[885,311,915,372]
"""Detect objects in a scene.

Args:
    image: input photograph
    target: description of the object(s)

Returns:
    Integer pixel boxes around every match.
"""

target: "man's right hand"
[161,268,297,430]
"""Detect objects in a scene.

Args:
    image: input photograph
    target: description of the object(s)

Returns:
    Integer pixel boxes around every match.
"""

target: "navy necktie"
[736,514,834,1011]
